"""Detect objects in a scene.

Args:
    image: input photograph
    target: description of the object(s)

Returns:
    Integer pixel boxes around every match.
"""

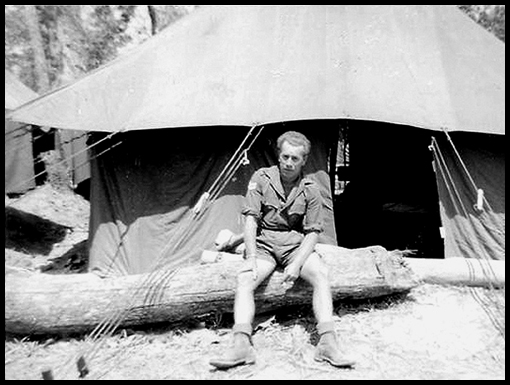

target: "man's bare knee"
[312,264,329,284]
[237,271,256,291]
[301,255,330,286]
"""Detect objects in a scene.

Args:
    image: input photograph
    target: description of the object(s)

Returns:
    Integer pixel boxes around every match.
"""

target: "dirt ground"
[4,184,506,380]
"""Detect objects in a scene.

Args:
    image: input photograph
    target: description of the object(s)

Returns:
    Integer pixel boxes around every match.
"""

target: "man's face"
[278,141,307,182]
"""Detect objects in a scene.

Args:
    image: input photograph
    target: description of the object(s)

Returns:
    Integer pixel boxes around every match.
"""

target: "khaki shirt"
[242,165,323,234]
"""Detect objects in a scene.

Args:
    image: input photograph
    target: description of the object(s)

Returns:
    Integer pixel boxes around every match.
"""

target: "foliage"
[4,6,34,88]
[35,6,64,87]
[458,5,505,42]
[4,5,192,90]
[85,5,137,71]
[150,5,192,33]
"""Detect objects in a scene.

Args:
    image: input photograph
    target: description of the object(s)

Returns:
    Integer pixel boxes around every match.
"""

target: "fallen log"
[403,257,505,288]
[5,245,418,336]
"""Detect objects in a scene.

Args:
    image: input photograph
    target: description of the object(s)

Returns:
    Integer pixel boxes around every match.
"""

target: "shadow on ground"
[5,206,70,256]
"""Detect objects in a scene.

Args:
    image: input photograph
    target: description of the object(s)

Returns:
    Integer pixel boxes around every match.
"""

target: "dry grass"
[5,283,505,380]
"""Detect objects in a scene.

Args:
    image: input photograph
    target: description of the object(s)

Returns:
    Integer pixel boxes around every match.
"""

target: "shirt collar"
[263,165,308,203]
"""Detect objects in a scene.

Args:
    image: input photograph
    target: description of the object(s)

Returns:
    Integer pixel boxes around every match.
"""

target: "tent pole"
[328,124,340,196]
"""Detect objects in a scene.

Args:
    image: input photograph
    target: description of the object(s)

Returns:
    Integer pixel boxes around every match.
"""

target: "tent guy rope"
[42,124,265,379]
[441,127,493,212]
[430,136,505,340]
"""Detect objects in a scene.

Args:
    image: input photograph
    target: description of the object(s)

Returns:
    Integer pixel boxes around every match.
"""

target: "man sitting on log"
[209,131,355,370]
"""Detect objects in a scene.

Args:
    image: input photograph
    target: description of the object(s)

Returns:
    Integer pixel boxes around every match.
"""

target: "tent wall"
[433,132,505,261]
[5,71,39,194]
[59,129,90,188]
[5,115,35,194]
[88,124,337,277]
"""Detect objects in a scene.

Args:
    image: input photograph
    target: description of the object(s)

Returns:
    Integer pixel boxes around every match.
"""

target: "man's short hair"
[276,131,311,156]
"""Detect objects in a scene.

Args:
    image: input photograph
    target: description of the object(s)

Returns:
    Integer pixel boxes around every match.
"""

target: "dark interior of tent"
[333,120,444,258]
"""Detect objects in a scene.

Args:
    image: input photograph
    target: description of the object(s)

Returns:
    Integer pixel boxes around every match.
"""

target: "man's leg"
[209,258,275,369]
[299,252,334,323]
[300,253,355,368]
[233,258,276,325]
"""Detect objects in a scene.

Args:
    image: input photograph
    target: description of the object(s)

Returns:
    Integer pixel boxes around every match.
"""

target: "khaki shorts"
[254,229,305,268]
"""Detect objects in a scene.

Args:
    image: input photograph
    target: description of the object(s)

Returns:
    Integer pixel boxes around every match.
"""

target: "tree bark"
[148,6,158,35]
[50,6,89,188]
[23,5,50,92]
[54,5,87,86]
[5,245,418,336]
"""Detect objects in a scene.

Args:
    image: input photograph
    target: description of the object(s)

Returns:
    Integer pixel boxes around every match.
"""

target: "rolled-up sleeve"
[303,183,324,234]
[241,170,263,219]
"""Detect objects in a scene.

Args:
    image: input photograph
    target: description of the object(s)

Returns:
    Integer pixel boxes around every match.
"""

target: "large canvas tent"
[7,5,504,277]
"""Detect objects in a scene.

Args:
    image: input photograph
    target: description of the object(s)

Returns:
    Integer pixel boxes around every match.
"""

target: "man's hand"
[282,263,301,290]
[214,229,234,251]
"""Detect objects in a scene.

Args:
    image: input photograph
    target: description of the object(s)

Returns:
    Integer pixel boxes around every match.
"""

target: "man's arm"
[283,181,323,284]
[244,215,259,280]
[282,231,319,284]
[214,230,245,252]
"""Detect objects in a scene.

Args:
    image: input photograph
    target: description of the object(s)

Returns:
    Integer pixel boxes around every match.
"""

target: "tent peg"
[474,188,484,211]
[77,355,89,378]
[41,369,54,380]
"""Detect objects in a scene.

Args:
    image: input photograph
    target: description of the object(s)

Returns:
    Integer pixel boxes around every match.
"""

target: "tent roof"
[6,5,505,135]
[5,70,39,110]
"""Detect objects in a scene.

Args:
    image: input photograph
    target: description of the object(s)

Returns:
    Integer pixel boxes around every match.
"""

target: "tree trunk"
[54,5,87,86]
[5,245,418,336]
[52,6,88,188]
[148,6,158,35]
[24,5,50,92]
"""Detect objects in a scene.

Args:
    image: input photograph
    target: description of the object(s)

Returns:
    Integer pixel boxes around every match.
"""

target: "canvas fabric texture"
[5,116,35,194]
[434,133,505,261]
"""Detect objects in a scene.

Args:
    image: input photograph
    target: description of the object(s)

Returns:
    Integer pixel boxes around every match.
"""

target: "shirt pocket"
[285,198,304,230]
[288,197,306,216]
[261,185,281,210]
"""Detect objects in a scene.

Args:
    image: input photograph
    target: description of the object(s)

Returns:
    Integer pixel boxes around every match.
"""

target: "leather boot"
[314,322,355,368]
[209,324,256,369]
